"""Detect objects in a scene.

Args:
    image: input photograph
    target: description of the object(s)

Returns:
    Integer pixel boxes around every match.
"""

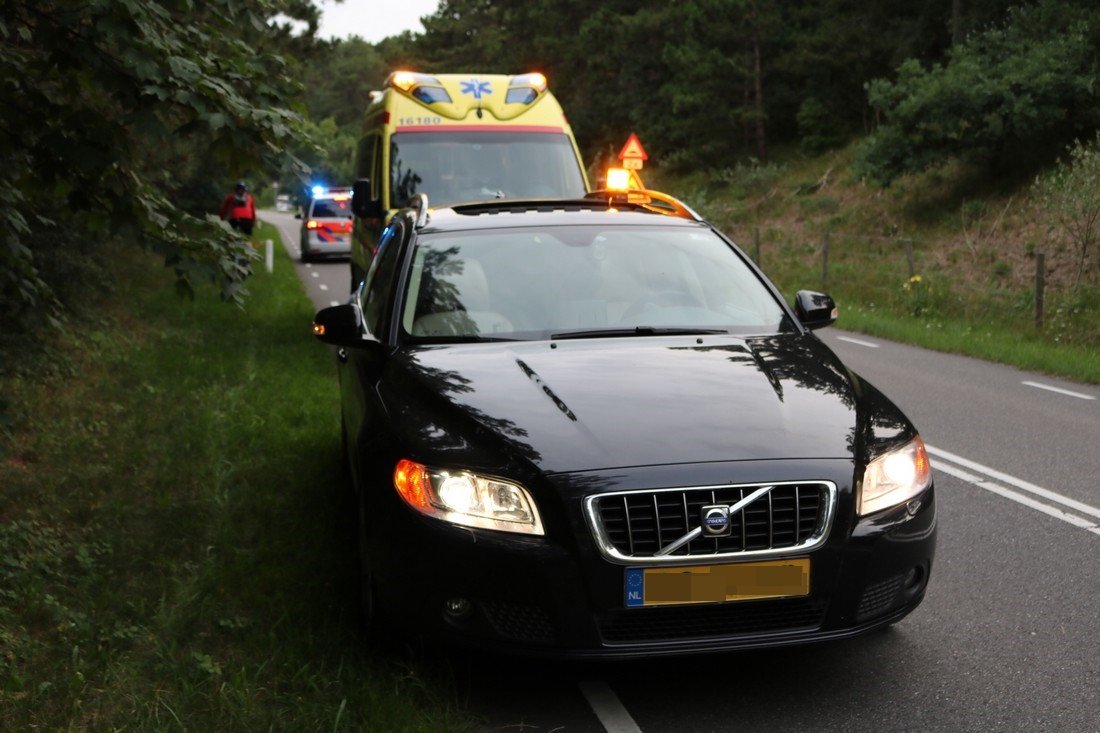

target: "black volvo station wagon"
[312,188,936,658]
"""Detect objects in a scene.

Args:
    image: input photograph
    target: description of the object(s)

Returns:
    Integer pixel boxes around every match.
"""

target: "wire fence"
[742,226,1050,328]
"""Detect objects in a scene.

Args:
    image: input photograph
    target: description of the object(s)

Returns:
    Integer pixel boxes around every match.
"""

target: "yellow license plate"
[625,558,810,607]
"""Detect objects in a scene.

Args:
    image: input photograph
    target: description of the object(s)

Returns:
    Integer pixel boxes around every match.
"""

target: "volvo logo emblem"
[701,505,732,537]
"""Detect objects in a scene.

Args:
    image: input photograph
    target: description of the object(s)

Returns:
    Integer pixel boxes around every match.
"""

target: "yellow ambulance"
[349,72,589,287]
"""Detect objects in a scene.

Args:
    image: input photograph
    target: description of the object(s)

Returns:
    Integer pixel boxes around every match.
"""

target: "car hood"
[386,334,894,475]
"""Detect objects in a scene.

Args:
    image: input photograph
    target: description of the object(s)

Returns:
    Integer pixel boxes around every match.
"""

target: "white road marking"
[926,444,1100,521]
[933,462,1100,537]
[305,263,312,268]
[578,681,642,733]
[319,284,328,291]
[310,271,319,278]
[1021,381,1096,401]
[329,300,339,307]
[836,336,879,348]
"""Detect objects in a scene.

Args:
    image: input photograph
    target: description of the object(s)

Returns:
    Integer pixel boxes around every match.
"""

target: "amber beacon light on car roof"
[589,168,703,221]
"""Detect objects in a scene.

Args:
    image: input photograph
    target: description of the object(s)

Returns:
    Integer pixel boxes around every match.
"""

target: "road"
[262,209,1100,732]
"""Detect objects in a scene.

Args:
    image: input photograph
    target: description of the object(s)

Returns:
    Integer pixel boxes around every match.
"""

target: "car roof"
[415,200,712,234]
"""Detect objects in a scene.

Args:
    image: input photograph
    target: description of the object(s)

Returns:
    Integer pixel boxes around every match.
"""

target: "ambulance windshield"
[390,132,586,208]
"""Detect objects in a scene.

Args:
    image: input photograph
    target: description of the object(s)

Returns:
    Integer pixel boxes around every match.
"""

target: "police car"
[298,188,353,262]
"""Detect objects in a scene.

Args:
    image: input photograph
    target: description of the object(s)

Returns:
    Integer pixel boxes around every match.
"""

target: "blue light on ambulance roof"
[311,185,325,197]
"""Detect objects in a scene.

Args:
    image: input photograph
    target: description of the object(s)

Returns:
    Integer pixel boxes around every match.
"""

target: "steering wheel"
[620,290,699,321]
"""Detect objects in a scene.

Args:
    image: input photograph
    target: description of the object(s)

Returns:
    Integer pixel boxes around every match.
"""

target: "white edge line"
[926,444,1100,521]
[578,680,642,733]
[1021,380,1096,401]
[319,284,329,291]
[329,300,340,307]
[934,462,1100,537]
[836,336,879,348]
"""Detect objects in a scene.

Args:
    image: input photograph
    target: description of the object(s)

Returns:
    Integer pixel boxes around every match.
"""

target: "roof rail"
[410,193,430,228]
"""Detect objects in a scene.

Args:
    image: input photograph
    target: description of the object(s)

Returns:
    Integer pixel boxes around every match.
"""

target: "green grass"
[0,223,474,730]
[650,147,1100,384]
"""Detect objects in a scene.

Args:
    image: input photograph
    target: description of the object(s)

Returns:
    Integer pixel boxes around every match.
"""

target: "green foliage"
[0,229,473,729]
[856,1,1100,185]
[1032,133,1100,285]
[402,0,1022,168]
[295,117,358,185]
[288,36,389,189]
[0,0,314,339]
[797,98,847,154]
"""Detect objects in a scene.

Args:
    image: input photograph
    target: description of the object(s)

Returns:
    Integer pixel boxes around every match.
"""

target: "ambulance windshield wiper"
[550,327,728,340]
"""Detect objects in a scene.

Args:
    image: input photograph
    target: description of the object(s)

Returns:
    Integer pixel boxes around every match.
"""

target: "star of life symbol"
[460,79,492,99]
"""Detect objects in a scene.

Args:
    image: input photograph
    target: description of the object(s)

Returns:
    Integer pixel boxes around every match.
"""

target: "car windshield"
[401,225,793,341]
[390,132,586,208]
[311,198,351,218]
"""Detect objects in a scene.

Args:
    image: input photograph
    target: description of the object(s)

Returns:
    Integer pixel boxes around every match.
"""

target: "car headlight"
[858,436,932,516]
[392,459,544,535]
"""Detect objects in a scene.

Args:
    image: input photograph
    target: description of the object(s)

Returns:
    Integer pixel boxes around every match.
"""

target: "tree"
[0,0,315,339]
[856,1,1100,185]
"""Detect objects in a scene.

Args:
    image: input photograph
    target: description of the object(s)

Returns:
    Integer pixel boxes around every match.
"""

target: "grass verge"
[0,222,473,730]
[652,148,1100,384]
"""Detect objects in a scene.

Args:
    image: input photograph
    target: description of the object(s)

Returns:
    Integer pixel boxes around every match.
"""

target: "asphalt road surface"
[262,210,1100,732]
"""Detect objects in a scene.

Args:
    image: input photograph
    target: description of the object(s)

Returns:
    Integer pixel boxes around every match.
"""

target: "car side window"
[360,222,404,336]
[371,136,383,206]
[354,136,373,179]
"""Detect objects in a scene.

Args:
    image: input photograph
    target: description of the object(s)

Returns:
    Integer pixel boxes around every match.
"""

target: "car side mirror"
[795,290,838,330]
[352,178,381,218]
[312,303,369,346]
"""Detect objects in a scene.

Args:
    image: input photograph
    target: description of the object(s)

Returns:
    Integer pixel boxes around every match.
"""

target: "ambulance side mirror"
[352,178,381,219]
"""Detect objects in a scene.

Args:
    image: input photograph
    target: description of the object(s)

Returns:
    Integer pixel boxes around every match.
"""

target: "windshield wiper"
[550,327,728,340]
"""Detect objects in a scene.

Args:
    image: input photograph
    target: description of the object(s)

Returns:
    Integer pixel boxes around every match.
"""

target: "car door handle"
[337,348,348,363]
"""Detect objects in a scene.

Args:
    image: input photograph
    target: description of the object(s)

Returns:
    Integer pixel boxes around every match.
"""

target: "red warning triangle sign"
[618,133,648,161]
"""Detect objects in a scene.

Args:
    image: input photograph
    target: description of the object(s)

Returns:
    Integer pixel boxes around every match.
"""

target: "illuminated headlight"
[858,436,932,516]
[393,459,544,535]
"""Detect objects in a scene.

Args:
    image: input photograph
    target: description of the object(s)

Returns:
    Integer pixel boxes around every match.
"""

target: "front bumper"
[366,460,936,659]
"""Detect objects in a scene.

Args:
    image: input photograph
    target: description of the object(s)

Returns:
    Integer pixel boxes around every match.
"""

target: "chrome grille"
[586,482,835,564]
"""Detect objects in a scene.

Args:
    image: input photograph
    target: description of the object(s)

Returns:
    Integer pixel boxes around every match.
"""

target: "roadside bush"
[1032,134,1100,286]
[855,1,1100,185]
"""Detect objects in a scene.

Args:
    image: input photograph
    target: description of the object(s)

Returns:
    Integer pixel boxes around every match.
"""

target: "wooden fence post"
[1035,253,1045,329]
[821,232,830,290]
[753,226,761,264]
[903,238,915,278]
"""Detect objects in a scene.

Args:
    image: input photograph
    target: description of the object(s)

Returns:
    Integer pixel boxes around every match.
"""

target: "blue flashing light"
[311,184,325,198]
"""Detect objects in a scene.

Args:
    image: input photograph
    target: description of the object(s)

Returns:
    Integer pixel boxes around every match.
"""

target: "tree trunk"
[750,4,767,162]
[952,0,962,46]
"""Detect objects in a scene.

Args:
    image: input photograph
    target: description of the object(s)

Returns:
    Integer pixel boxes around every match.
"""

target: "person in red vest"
[219,181,256,235]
